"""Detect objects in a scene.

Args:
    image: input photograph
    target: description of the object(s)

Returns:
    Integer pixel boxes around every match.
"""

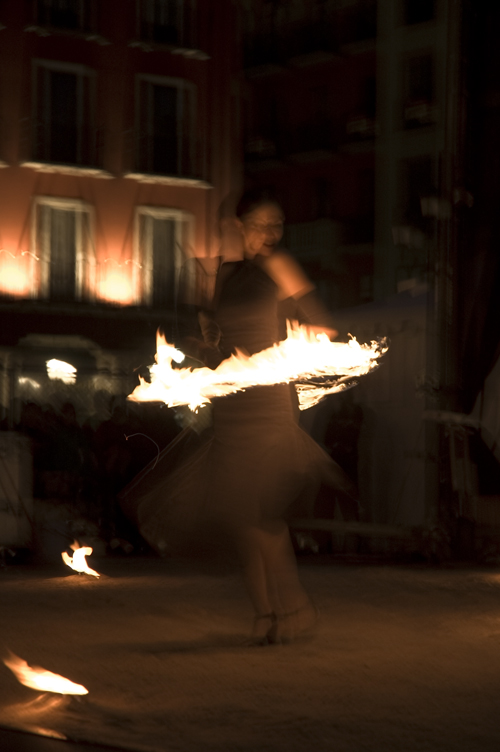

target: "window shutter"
[180,84,193,176]
[33,65,48,161]
[137,79,151,172]
[152,217,176,307]
[49,71,78,164]
[153,84,178,175]
[49,207,77,301]
[81,72,95,166]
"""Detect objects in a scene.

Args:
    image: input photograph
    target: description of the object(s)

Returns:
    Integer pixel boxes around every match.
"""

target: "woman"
[124,189,357,644]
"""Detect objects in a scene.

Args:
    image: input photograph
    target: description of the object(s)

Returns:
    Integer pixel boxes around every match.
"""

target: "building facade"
[0,0,242,422]
[240,0,378,310]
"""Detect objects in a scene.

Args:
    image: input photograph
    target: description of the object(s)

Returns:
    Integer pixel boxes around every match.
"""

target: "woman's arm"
[261,249,314,300]
[262,250,338,338]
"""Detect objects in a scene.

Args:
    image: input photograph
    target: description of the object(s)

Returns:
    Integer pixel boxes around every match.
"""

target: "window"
[32,60,97,166]
[135,207,194,308]
[403,54,435,128]
[136,75,196,177]
[33,197,95,302]
[342,0,377,45]
[137,0,196,47]
[35,0,94,32]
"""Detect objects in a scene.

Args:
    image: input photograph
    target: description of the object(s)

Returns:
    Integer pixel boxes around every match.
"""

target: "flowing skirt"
[119,385,354,563]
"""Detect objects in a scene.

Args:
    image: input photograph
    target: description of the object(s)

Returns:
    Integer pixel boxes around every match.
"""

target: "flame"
[61,541,100,578]
[3,652,88,695]
[128,322,387,411]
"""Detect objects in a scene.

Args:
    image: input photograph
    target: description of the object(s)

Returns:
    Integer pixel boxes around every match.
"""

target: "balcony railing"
[31,120,102,168]
[34,0,95,34]
[136,0,199,51]
[134,133,199,179]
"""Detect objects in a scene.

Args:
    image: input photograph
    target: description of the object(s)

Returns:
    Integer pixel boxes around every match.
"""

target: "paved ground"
[1,555,500,752]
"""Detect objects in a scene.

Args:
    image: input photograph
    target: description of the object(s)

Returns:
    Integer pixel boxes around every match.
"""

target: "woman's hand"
[303,324,338,341]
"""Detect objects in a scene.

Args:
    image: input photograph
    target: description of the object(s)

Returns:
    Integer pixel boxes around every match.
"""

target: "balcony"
[131,0,209,59]
[30,120,103,172]
[284,121,338,162]
[132,133,201,182]
[403,100,437,129]
[243,34,288,75]
[26,0,109,45]
[287,18,340,66]
[340,114,377,153]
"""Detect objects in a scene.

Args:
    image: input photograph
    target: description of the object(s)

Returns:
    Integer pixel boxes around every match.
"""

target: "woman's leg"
[236,527,275,643]
[237,519,317,642]
[258,519,318,642]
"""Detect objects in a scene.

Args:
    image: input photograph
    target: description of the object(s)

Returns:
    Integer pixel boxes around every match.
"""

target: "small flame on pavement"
[128,322,387,411]
[61,541,100,578]
[3,652,88,695]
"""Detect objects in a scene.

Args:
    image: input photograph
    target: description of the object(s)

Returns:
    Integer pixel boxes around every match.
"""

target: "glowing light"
[0,256,31,297]
[18,377,41,389]
[61,541,100,578]
[3,653,88,695]
[46,359,77,384]
[128,323,387,412]
[98,268,134,305]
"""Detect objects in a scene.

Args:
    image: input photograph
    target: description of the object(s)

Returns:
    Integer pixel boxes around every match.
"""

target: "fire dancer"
[121,189,358,644]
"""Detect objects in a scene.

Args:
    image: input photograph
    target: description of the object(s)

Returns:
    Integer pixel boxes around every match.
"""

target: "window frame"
[135,73,197,177]
[133,205,195,307]
[31,196,96,301]
[33,0,96,34]
[32,58,97,167]
[137,0,185,45]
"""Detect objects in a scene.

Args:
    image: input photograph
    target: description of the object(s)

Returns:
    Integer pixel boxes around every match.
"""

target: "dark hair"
[235,187,284,220]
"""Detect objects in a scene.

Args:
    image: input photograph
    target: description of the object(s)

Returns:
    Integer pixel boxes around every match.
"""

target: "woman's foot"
[244,613,276,646]
[268,603,319,645]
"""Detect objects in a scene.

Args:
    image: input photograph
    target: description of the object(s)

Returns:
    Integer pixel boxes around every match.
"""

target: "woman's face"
[239,203,284,258]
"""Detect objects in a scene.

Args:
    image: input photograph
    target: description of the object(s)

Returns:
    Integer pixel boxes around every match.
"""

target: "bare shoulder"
[261,249,314,299]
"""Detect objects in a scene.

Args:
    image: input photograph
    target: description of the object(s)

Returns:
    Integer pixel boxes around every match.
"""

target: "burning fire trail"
[3,652,88,695]
[61,541,100,578]
[128,322,387,411]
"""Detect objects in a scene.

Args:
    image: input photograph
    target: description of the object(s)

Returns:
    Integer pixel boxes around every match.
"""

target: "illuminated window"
[135,75,196,177]
[35,0,95,32]
[32,60,97,167]
[33,197,95,302]
[135,206,194,308]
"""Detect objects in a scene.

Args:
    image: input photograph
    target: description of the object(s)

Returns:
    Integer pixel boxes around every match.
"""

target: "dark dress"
[121,258,352,560]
